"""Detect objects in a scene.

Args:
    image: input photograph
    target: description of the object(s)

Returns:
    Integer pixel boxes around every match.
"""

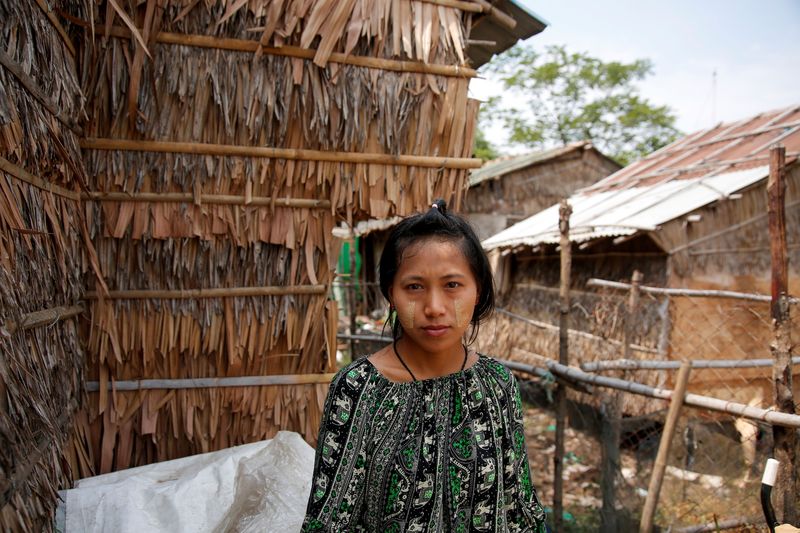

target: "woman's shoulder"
[329,356,378,392]
[473,353,518,387]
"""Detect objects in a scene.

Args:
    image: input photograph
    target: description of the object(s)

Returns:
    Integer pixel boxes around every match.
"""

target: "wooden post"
[554,200,572,532]
[601,270,642,531]
[768,145,797,524]
[349,236,358,360]
[639,361,692,532]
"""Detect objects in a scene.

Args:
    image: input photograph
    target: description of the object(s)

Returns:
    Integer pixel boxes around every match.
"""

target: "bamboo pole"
[80,138,484,170]
[582,356,800,372]
[554,200,571,532]
[0,49,82,134]
[506,350,800,428]
[85,373,337,391]
[768,144,797,523]
[32,0,76,56]
[418,0,482,13]
[84,285,327,300]
[0,156,81,201]
[471,0,517,29]
[82,190,331,208]
[93,25,477,78]
[640,361,692,533]
[587,277,800,304]
[337,333,392,342]
[3,305,83,335]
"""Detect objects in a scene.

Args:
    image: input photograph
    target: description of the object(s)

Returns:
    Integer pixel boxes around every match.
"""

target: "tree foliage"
[479,45,681,165]
[472,127,500,161]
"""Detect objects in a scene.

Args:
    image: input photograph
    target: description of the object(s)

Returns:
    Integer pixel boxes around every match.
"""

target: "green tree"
[480,44,681,165]
[472,127,501,161]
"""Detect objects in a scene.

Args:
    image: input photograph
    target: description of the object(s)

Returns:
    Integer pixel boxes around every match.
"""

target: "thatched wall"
[69,0,480,477]
[0,0,90,529]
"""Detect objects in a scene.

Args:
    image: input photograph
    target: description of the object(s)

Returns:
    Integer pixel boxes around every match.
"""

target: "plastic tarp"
[59,431,314,532]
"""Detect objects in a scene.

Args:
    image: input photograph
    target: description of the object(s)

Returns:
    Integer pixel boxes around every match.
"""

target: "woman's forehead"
[397,239,472,274]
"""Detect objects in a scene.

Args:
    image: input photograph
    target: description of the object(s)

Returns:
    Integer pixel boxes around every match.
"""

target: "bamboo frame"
[505,350,800,428]
[92,25,477,78]
[84,285,327,299]
[0,49,82,135]
[32,0,76,56]
[418,0,482,13]
[0,156,81,201]
[85,373,336,391]
[581,356,800,372]
[3,305,83,335]
[640,362,691,533]
[83,190,331,208]
[80,138,484,170]
[587,278,775,302]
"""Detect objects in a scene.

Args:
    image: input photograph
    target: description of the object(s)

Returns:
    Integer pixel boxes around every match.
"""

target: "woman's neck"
[394,337,467,380]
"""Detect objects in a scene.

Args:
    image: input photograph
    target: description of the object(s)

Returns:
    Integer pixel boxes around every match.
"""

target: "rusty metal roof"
[483,105,800,252]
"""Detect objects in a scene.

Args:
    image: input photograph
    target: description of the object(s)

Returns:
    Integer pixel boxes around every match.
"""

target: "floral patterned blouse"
[301,354,547,532]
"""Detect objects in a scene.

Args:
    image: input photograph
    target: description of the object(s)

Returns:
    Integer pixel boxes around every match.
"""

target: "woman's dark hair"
[379,199,495,344]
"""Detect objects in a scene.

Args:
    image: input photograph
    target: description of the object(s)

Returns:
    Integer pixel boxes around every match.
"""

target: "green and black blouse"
[301,354,547,532]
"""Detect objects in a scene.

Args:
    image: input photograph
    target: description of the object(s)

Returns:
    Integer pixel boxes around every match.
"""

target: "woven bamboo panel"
[69,0,480,477]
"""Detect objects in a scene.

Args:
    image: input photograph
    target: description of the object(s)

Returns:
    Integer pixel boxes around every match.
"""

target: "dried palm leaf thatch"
[0,0,93,529]
[70,0,480,476]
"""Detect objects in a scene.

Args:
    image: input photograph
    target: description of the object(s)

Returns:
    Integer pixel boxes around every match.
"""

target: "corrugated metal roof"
[483,165,770,250]
[483,105,800,251]
[469,142,592,186]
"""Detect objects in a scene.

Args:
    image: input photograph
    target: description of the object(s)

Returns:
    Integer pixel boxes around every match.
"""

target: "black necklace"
[393,340,468,382]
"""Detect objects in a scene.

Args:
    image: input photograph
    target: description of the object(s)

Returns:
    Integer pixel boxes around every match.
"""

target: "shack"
[480,105,800,413]
[464,142,621,240]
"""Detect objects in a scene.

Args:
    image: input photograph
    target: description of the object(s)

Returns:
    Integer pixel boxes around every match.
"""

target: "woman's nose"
[424,290,447,316]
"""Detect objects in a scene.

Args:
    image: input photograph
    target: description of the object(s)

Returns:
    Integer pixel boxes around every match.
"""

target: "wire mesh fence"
[476,281,798,531]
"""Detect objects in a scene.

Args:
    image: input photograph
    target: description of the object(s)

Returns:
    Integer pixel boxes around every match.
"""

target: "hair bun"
[431,199,447,215]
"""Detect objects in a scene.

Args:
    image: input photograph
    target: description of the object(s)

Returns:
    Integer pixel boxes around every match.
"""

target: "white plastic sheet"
[61,431,314,533]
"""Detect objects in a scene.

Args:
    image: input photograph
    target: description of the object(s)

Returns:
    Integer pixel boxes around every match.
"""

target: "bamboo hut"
[0,1,91,530]
[480,106,800,415]
[464,141,620,240]
[1,0,545,528]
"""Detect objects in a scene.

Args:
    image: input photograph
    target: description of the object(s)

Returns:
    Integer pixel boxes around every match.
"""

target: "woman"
[302,200,546,532]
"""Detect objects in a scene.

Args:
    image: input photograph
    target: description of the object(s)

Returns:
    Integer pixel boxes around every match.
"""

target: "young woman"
[302,200,546,532]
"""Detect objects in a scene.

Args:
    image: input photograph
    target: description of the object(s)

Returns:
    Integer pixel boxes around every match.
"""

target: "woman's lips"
[422,325,450,337]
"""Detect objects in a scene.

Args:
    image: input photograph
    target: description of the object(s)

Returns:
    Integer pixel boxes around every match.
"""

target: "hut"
[0,0,90,530]
[1,0,542,528]
[480,105,800,413]
[463,141,621,240]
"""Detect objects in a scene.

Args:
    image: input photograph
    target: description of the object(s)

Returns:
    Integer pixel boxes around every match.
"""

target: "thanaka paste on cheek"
[399,301,415,330]
[454,299,471,328]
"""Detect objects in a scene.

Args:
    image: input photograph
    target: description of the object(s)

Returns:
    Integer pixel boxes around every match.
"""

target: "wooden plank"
[553,200,571,532]
[768,144,798,523]
[639,362,692,533]
[80,138,484,170]
[3,305,83,335]
[32,0,77,56]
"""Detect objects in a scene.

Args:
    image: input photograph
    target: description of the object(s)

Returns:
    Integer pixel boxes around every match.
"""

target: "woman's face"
[389,238,479,355]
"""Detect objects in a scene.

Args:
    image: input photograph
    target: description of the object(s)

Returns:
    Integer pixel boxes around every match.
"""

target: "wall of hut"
[0,1,90,529]
[67,0,480,477]
[653,163,800,403]
[464,148,620,240]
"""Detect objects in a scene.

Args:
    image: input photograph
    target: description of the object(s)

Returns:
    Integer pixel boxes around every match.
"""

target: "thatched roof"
[0,0,90,529]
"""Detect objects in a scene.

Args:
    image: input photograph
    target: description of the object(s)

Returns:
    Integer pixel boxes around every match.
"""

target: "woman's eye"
[407,283,423,290]
[446,281,461,289]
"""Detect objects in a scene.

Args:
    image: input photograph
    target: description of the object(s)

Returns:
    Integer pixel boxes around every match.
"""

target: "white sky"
[470,0,800,151]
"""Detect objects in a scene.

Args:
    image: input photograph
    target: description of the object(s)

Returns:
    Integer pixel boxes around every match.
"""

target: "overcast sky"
[470,0,800,150]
